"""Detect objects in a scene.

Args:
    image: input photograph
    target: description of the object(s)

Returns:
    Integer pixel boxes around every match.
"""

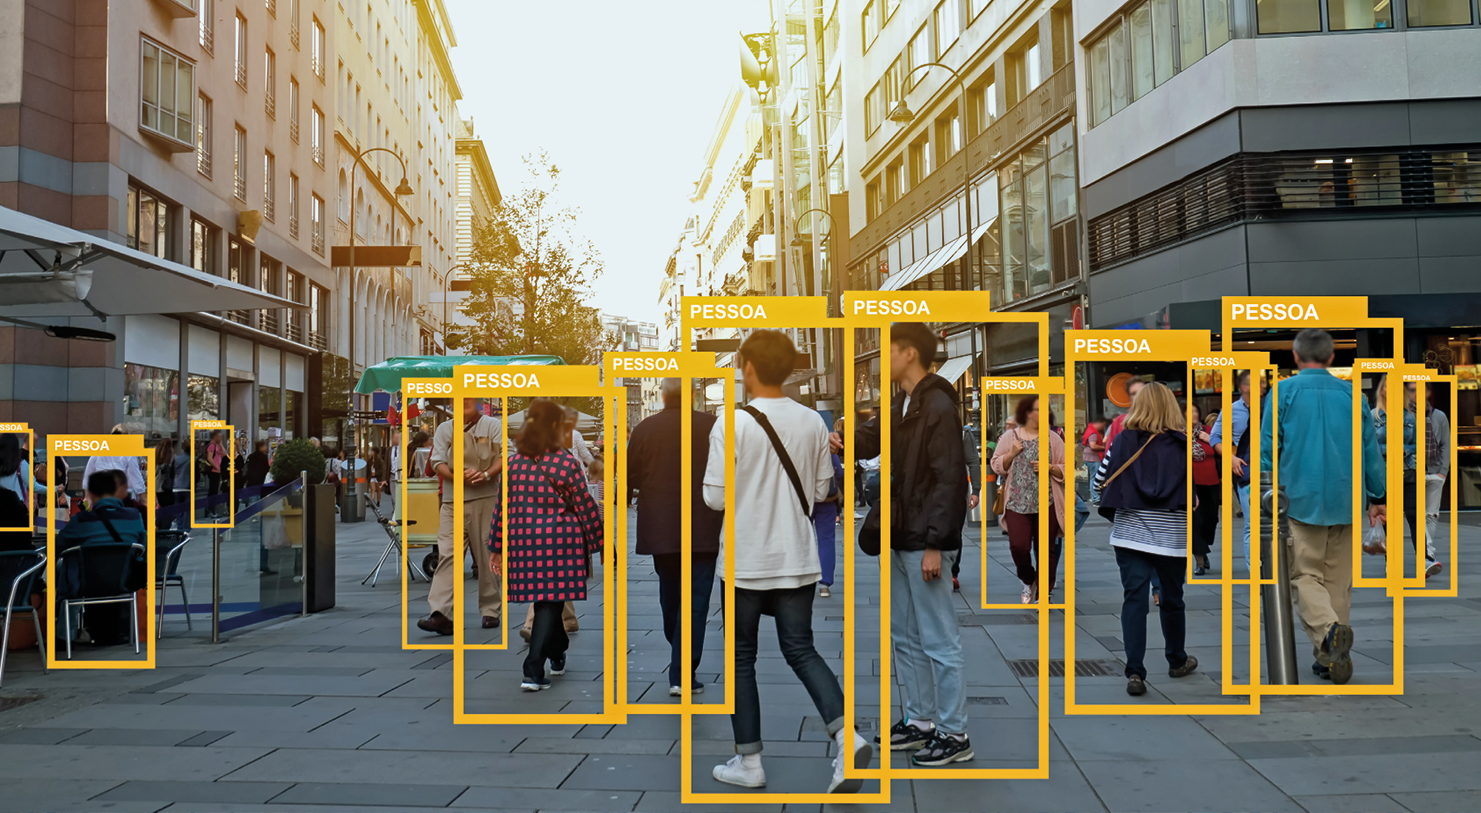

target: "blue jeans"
[731,584,845,753]
[813,502,837,586]
[1114,546,1189,680]
[1237,484,1252,572]
[653,552,717,689]
[891,548,968,734]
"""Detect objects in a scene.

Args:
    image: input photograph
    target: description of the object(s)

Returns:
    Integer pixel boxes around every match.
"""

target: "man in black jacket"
[840,322,973,767]
[628,377,724,696]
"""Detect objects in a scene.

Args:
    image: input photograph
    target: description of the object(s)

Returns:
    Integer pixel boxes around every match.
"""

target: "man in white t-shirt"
[702,329,871,794]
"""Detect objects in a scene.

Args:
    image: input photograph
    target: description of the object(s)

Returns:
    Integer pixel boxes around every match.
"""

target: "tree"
[461,151,605,365]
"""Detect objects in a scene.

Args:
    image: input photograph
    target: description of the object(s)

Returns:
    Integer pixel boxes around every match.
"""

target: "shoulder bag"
[739,405,810,517]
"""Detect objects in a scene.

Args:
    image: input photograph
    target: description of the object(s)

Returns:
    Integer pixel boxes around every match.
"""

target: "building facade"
[844,0,1082,431]
[442,112,499,350]
[1,0,336,442]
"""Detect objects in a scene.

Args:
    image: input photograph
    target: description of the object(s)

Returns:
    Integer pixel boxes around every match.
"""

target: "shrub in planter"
[270,438,327,486]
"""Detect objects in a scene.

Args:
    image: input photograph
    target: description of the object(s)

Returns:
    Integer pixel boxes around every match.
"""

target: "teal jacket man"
[1261,368,1387,526]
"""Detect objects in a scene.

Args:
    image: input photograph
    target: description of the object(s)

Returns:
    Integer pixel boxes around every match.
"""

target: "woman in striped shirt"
[1092,381,1200,696]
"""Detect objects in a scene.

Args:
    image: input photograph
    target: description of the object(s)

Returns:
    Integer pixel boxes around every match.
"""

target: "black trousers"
[525,601,570,680]
[1192,483,1221,560]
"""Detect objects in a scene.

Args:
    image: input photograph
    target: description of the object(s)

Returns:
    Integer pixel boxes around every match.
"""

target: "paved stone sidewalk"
[2,508,1480,812]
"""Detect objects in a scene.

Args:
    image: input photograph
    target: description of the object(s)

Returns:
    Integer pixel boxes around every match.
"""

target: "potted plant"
[270,439,327,507]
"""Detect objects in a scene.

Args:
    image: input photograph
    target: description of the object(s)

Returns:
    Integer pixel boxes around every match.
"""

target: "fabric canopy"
[880,216,998,293]
[355,354,566,394]
[504,407,602,435]
[934,355,974,385]
[0,204,302,320]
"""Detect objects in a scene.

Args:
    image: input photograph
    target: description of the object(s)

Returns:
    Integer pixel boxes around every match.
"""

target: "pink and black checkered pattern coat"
[488,450,603,603]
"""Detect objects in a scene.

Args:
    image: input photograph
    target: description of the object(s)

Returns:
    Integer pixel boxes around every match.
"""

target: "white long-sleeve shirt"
[703,397,831,590]
[83,455,146,498]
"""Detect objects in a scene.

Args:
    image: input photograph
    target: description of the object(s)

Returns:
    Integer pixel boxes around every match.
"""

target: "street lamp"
[888,62,982,415]
[346,145,413,520]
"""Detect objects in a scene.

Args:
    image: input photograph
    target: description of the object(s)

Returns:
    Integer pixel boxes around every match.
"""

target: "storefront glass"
[188,374,219,421]
[124,363,179,439]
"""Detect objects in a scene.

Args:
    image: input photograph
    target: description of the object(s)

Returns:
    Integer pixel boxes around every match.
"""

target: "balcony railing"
[265,89,275,119]
[289,24,299,50]
[287,318,305,344]
[263,195,274,223]
[311,227,324,255]
[309,331,327,351]
[260,310,279,335]
[235,59,247,90]
[288,211,298,240]
[228,310,249,325]
[234,171,246,202]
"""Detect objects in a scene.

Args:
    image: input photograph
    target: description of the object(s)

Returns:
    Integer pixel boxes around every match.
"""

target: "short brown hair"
[516,398,565,458]
[738,329,797,387]
[890,322,937,369]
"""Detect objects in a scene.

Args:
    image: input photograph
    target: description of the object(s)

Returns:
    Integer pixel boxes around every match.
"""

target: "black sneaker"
[875,719,933,751]
[1311,662,1332,680]
[911,732,974,766]
[1323,623,1354,685]
[548,655,566,676]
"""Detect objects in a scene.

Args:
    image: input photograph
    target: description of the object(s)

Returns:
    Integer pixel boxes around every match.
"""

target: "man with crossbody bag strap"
[702,329,871,793]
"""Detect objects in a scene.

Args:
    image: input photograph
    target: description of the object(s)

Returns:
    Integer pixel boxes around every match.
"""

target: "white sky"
[444,0,767,325]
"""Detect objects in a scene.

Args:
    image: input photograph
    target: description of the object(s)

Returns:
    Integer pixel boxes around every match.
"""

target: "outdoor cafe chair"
[57,541,145,659]
[0,549,46,687]
[155,530,192,638]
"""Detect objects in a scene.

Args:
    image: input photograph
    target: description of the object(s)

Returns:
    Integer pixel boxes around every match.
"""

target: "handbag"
[990,429,1016,516]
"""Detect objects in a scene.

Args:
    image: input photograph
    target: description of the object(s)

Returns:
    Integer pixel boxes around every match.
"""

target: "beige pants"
[523,601,578,633]
[1288,520,1353,665]
[427,497,502,620]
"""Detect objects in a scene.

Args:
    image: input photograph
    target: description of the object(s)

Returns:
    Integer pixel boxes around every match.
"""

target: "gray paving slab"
[0,744,272,782]
[562,753,681,792]
[0,727,88,744]
[1292,793,1410,813]
[92,780,293,804]
[162,672,414,696]
[33,701,353,732]
[269,782,468,807]
[219,747,582,789]
[1387,790,1481,812]
[62,728,207,746]
[451,786,643,810]
[1078,757,1304,812]
[0,779,125,808]
[1052,715,1241,762]
[161,693,311,707]
[1249,752,1481,796]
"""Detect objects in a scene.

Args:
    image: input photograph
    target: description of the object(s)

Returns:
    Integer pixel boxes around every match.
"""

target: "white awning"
[0,204,303,320]
[880,215,999,292]
[934,355,974,385]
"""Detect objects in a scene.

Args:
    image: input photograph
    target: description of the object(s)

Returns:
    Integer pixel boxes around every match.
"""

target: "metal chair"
[0,549,46,687]
[57,541,145,659]
[155,530,192,638]
[362,495,426,586]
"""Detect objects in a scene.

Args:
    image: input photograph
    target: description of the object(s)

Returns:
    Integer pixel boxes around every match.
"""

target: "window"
[234,13,248,89]
[195,93,212,177]
[289,77,300,142]
[934,0,961,55]
[1052,6,1075,69]
[970,78,997,135]
[1108,22,1128,116]
[1089,0,1228,127]
[910,136,932,184]
[1410,0,1473,24]
[264,47,276,118]
[140,38,195,146]
[233,125,246,201]
[127,182,173,260]
[309,282,329,349]
[935,111,961,165]
[1257,0,1321,32]
[287,270,305,341]
[1177,0,1207,61]
[887,159,907,203]
[227,237,247,324]
[1007,33,1040,106]
[289,0,301,48]
[970,0,992,18]
[908,25,932,80]
[191,217,217,275]
[862,0,880,50]
[288,173,300,239]
[311,18,325,79]
[867,178,884,220]
[311,194,324,255]
[881,56,906,124]
[311,105,324,167]
[865,82,883,135]
[263,151,275,222]
[1328,0,1392,28]
[199,0,214,52]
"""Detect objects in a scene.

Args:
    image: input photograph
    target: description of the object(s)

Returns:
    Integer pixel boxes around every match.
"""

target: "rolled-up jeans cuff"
[735,740,763,755]
[824,716,846,737]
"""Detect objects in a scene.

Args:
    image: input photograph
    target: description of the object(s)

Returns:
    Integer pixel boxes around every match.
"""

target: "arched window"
[338,169,348,221]
[355,188,366,233]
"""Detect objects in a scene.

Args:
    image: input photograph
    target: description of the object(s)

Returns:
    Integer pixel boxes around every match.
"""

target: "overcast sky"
[444,0,766,325]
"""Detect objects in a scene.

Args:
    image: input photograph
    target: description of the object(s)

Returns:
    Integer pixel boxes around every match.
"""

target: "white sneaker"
[828,729,872,793]
[819,585,831,598]
[1426,559,1444,578]
[1021,583,1033,604]
[713,754,766,788]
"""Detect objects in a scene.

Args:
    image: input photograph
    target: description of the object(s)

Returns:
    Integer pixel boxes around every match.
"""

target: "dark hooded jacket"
[1096,428,1189,521]
[856,372,969,552]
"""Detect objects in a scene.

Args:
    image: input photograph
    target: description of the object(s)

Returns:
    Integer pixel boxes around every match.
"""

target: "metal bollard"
[1260,472,1299,684]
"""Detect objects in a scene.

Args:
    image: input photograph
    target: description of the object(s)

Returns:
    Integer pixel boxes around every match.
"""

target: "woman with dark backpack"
[1092,381,1200,696]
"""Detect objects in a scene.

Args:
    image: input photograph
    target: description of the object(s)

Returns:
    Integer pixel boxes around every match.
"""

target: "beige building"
[0,0,335,440]
[440,113,499,349]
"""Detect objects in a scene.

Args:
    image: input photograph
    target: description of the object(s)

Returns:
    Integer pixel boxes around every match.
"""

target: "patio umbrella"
[354,354,566,395]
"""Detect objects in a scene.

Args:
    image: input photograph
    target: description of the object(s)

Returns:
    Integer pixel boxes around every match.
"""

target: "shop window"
[127,182,175,261]
[191,217,218,275]
[124,363,180,439]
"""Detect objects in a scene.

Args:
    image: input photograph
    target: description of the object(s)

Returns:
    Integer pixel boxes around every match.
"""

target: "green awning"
[354,354,566,394]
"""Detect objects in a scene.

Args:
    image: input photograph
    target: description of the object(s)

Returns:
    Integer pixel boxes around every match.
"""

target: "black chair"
[0,549,46,687]
[155,530,192,638]
[57,541,145,659]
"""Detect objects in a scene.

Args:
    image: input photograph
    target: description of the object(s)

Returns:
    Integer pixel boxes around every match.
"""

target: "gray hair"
[1292,328,1334,364]
[661,378,683,407]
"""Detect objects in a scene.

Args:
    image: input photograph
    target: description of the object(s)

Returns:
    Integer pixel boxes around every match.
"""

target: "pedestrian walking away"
[1092,381,1200,696]
[705,329,871,793]
[991,395,1067,605]
[627,378,724,696]
[1188,402,1220,575]
[418,396,505,637]
[956,416,983,591]
[814,415,846,598]
[489,399,604,692]
[1211,371,1260,572]
[1373,375,1447,578]
[845,322,974,768]
[1263,328,1386,685]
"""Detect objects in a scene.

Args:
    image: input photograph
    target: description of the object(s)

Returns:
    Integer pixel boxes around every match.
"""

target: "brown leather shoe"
[482,616,500,629]
[417,612,453,636]
[519,627,532,642]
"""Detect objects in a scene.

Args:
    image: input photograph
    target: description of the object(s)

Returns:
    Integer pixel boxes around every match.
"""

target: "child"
[587,456,605,521]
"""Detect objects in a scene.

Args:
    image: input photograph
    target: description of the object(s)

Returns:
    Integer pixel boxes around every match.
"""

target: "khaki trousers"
[1288,519,1353,665]
[524,601,578,633]
[427,497,502,620]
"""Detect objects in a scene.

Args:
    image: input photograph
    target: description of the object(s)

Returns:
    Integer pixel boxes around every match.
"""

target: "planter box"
[304,483,337,613]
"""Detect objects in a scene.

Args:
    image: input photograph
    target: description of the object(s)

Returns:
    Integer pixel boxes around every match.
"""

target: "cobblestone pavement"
[2,507,1479,812]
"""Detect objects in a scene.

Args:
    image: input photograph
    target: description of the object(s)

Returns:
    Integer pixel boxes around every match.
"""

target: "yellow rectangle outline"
[0,425,35,533]
[1064,332,1260,714]
[397,379,451,651]
[450,366,622,725]
[190,422,235,530]
[46,434,156,670]
[1394,371,1459,598]
[602,353,736,716]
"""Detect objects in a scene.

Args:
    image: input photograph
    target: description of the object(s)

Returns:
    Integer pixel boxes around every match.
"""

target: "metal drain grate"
[966,695,1008,705]
[0,696,41,713]
[1008,659,1121,678]
[958,613,1038,626]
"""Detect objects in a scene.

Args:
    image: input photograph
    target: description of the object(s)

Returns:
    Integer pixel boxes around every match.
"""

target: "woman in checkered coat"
[489,398,604,690]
